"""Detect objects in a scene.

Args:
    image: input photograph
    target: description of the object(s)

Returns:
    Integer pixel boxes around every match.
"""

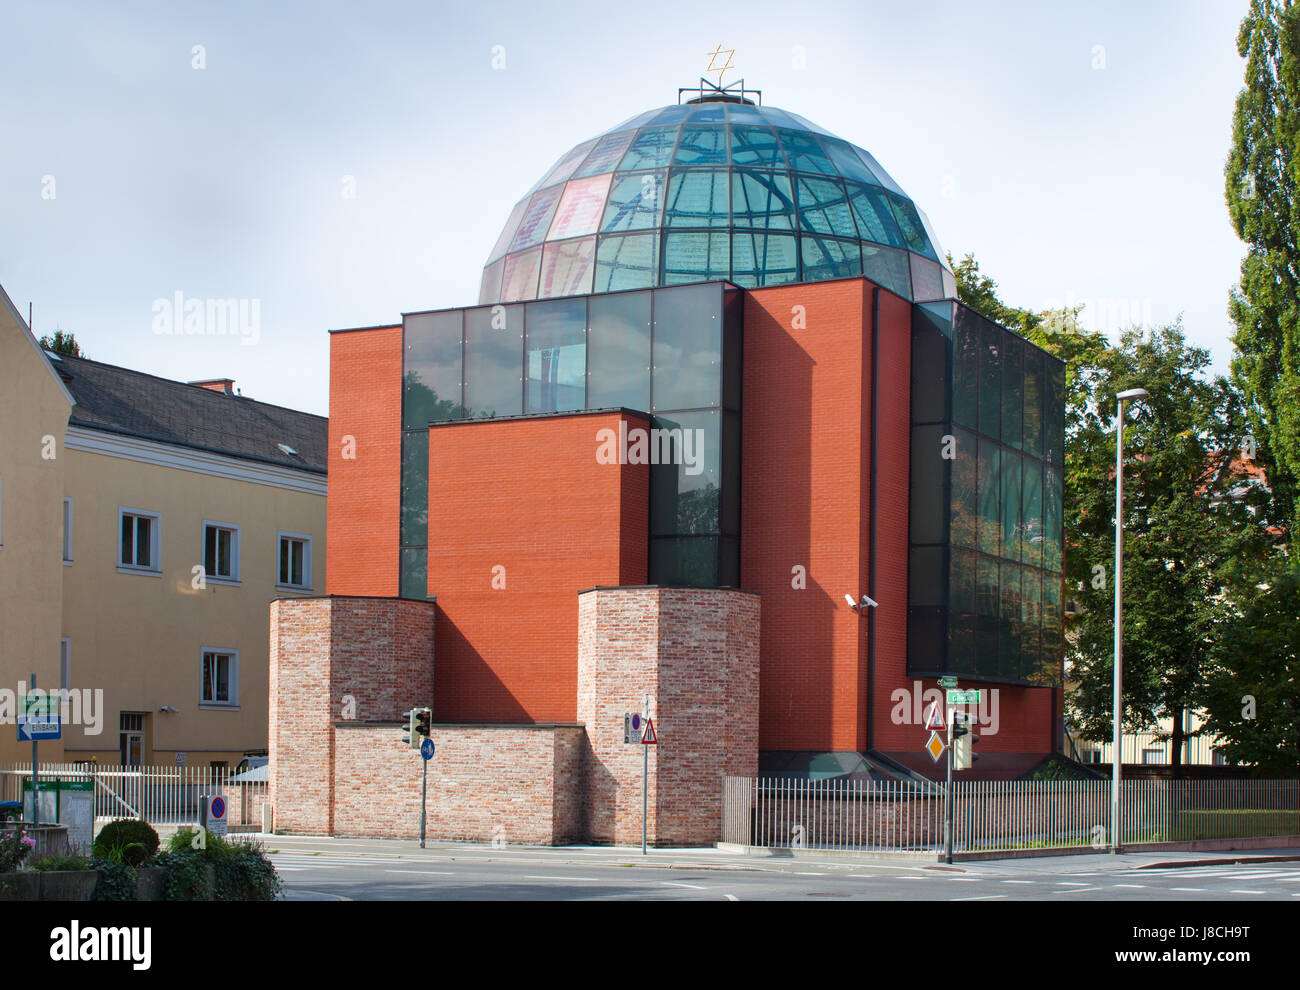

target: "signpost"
[938,676,958,689]
[419,738,434,849]
[946,689,981,705]
[640,695,653,855]
[18,675,61,827]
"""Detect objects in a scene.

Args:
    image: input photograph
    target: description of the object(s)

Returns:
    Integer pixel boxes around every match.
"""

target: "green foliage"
[154,851,211,901]
[1024,756,1093,781]
[0,827,36,872]
[90,857,138,901]
[31,852,92,872]
[161,828,281,901]
[93,819,159,866]
[1225,0,1300,530]
[37,328,84,357]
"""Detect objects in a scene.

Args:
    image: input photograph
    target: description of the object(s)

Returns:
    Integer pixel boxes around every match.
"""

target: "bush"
[31,852,92,872]
[0,827,36,872]
[93,819,159,866]
[91,857,138,901]
[159,829,281,901]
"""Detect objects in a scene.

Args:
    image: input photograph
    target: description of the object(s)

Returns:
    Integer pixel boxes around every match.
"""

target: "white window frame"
[199,647,239,709]
[117,507,161,575]
[1141,747,1164,765]
[62,497,73,564]
[276,531,313,591]
[201,520,242,585]
[60,638,71,692]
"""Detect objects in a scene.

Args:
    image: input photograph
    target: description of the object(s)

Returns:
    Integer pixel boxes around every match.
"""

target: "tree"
[38,329,84,357]
[1062,324,1269,765]
[1225,0,1300,532]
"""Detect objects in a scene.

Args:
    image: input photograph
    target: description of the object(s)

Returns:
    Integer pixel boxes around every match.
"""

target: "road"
[259,838,1300,901]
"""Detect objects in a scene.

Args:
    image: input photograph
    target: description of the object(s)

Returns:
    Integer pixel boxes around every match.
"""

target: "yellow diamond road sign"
[926,732,946,762]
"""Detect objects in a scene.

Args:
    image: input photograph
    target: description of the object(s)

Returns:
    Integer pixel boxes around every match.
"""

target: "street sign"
[924,700,946,731]
[925,732,946,762]
[938,676,958,689]
[17,696,60,741]
[641,718,657,745]
[946,689,981,705]
[420,738,435,760]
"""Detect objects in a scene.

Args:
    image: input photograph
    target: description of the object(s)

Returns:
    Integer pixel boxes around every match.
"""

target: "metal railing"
[0,762,267,828]
[723,776,1300,853]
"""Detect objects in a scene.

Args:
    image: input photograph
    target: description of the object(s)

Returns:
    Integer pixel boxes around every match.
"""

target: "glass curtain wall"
[907,301,1065,686]
[400,282,742,595]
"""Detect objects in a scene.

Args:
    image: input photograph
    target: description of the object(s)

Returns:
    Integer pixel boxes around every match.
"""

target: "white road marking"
[1170,888,1207,892]
[951,894,1007,901]
[522,875,604,882]
[1229,889,1267,894]
[949,877,982,882]
[1060,886,1104,893]
[724,894,739,901]
[1057,882,1090,886]
[660,881,708,890]
[1112,884,1146,888]
[795,872,826,876]
[1001,880,1035,884]
[384,870,456,876]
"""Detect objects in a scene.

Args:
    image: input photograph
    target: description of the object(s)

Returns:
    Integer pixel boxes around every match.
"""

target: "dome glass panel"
[480,99,952,304]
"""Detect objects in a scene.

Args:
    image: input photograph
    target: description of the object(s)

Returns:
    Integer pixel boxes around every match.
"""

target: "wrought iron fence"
[0,762,268,828]
[723,776,1300,853]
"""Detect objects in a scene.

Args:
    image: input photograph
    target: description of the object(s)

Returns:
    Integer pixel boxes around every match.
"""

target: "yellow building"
[0,282,325,771]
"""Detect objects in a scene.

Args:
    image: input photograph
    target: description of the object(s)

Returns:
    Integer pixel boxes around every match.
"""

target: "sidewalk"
[249,832,1300,876]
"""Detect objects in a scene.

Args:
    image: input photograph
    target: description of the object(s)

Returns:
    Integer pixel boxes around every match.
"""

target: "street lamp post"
[1111,387,1148,854]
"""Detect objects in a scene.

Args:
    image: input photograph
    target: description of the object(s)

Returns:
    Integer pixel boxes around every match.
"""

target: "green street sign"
[938,676,958,689]
[946,689,981,704]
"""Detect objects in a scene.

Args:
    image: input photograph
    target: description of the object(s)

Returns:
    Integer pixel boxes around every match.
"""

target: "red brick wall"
[333,724,585,843]
[577,587,760,847]
[742,280,876,753]
[426,411,649,723]
[327,326,403,596]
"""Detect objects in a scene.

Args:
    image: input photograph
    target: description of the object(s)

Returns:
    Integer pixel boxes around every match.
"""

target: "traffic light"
[402,709,419,749]
[953,712,980,770]
[416,708,432,738]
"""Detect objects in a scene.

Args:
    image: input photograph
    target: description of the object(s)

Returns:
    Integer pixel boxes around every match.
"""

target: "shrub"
[91,857,138,901]
[93,819,159,866]
[0,827,36,872]
[159,829,281,901]
[31,852,92,872]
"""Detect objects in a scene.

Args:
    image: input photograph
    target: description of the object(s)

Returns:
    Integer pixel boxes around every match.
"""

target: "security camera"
[844,593,857,608]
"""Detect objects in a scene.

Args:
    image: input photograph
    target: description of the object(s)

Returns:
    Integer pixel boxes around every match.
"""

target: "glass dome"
[479,98,955,305]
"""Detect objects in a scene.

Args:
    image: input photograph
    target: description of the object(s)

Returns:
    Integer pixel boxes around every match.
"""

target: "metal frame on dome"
[678,77,761,106]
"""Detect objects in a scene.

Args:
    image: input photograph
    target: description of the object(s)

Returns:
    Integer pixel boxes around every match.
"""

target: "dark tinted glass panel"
[976,557,1000,675]
[672,125,729,165]
[587,290,651,410]
[465,305,522,418]
[619,126,679,171]
[949,548,977,675]
[1023,349,1044,457]
[979,321,1002,440]
[661,232,730,286]
[909,608,945,674]
[721,408,741,535]
[652,283,721,409]
[794,177,857,237]
[776,128,836,175]
[910,425,949,546]
[911,304,951,424]
[731,232,798,287]
[950,427,978,549]
[719,535,740,587]
[1021,569,1042,682]
[399,548,427,600]
[1039,576,1062,685]
[1001,335,1024,450]
[910,255,945,302]
[664,170,729,227]
[952,309,979,429]
[888,193,933,256]
[525,298,586,413]
[1002,449,1022,561]
[999,562,1022,681]
[1046,359,1066,465]
[601,171,665,232]
[404,311,463,427]
[800,237,862,281]
[861,245,911,298]
[845,183,904,247]
[977,439,1001,556]
[648,410,720,535]
[722,288,744,413]
[730,170,795,230]
[400,431,429,548]
[649,536,718,587]
[1021,458,1043,567]
[910,546,945,607]
[729,125,785,167]
[1043,462,1063,572]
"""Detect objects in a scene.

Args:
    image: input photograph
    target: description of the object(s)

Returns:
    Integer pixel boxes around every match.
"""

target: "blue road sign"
[631,713,641,731]
[420,738,435,760]
[18,698,60,742]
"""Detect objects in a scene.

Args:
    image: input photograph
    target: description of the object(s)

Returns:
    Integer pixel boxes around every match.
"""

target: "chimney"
[190,378,236,395]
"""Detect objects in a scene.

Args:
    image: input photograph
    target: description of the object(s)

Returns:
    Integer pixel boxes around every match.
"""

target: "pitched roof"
[53,353,326,474]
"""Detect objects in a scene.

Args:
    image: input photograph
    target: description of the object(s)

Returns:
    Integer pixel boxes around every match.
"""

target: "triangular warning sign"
[924,700,946,732]
[641,717,657,745]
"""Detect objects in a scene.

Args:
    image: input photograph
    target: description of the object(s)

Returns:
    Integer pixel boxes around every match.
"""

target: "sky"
[1,0,1253,416]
